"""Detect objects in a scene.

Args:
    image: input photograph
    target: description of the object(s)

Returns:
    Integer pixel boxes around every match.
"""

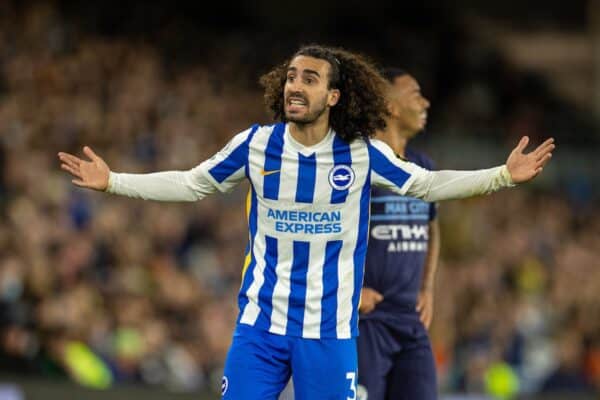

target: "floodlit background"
[0,1,599,399]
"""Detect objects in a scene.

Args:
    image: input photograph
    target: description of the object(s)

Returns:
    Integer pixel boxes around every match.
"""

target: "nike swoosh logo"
[260,169,281,176]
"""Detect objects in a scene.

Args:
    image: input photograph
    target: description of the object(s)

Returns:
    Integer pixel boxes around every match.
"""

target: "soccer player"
[357,68,439,400]
[58,45,554,400]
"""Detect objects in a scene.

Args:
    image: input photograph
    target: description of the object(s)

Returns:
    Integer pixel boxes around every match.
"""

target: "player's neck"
[288,116,330,147]
[378,127,411,158]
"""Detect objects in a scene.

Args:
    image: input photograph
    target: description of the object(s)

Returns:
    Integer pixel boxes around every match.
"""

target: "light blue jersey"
[199,122,425,339]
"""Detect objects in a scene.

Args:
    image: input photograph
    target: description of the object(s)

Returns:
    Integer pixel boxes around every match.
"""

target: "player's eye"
[305,77,314,84]
[287,75,295,83]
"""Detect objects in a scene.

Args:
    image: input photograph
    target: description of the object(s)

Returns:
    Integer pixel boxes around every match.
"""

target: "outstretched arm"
[370,136,555,202]
[58,126,257,201]
[58,146,217,201]
[410,136,554,202]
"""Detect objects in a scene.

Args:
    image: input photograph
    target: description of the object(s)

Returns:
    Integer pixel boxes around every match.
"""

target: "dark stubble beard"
[285,95,329,125]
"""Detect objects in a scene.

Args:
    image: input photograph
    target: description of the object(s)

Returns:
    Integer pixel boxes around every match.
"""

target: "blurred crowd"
[0,2,265,393]
[433,192,599,396]
[0,2,598,397]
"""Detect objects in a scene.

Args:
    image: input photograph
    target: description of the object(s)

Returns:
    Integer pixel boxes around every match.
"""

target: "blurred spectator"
[540,330,595,394]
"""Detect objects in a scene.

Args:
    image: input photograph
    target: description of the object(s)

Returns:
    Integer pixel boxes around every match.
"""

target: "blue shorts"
[357,317,437,400]
[222,324,358,400]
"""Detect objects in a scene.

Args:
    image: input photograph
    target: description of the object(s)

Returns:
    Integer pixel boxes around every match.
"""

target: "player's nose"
[287,78,303,92]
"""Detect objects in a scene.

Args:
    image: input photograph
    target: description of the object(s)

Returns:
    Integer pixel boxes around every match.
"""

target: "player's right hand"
[359,288,383,314]
[58,146,110,191]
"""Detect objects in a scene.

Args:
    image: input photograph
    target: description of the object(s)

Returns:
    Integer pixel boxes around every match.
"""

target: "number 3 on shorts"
[346,371,357,400]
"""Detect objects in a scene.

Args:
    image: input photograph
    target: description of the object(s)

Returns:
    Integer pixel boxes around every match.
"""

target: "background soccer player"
[357,68,440,400]
[58,45,554,400]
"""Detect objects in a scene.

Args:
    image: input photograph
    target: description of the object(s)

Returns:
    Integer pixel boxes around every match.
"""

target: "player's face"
[284,56,340,125]
[390,75,430,136]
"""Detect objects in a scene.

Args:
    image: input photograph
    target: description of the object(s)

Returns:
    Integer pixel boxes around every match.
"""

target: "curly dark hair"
[259,45,389,142]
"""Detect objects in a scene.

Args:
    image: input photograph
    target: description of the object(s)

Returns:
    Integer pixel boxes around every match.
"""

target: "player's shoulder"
[366,137,385,148]
[249,122,286,140]
[405,147,435,170]
[254,122,280,134]
[228,123,282,146]
[365,137,394,155]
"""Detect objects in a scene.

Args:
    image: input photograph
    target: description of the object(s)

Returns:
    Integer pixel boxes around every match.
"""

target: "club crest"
[329,165,355,190]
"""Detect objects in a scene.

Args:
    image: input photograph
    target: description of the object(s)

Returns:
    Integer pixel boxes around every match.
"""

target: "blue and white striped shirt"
[200,122,427,339]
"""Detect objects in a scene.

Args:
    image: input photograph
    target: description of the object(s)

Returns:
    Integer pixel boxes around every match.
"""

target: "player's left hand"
[359,288,383,314]
[416,289,434,329]
[506,136,555,183]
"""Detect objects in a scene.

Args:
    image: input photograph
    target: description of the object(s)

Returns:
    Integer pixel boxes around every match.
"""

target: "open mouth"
[286,97,308,113]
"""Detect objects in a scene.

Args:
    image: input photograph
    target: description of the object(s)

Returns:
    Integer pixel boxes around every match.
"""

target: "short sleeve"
[368,139,430,195]
[198,124,259,193]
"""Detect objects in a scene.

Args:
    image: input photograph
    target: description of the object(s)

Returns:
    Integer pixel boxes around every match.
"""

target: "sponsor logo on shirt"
[371,224,429,240]
[371,224,429,253]
[267,208,342,234]
[260,169,281,176]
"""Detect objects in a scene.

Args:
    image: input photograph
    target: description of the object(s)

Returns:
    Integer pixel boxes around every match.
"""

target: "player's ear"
[385,84,402,117]
[387,99,399,117]
[328,89,340,107]
[386,94,401,118]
